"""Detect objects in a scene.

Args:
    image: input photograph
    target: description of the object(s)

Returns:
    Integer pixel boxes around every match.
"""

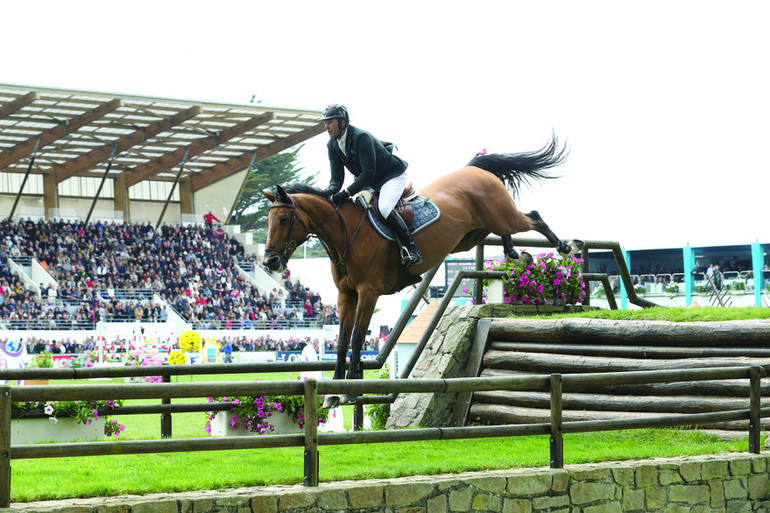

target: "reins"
[268,194,365,267]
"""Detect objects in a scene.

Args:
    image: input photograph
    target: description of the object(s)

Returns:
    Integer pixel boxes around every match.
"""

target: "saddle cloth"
[354,189,441,242]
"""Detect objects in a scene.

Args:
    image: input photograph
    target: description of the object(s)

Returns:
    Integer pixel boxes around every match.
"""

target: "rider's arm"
[345,131,377,196]
[325,141,345,194]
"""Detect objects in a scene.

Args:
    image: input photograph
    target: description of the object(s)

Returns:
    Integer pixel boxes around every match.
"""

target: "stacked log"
[467,318,770,430]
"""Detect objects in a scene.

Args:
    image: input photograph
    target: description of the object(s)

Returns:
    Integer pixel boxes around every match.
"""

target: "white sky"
[3,1,769,250]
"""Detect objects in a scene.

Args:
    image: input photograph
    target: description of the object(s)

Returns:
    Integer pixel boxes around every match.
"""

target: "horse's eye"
[279,215,289,223]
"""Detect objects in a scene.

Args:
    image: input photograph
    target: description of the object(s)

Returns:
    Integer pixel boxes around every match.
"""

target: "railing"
[0,364,765,507]
[0,319,96,331]
[476,237,657,308]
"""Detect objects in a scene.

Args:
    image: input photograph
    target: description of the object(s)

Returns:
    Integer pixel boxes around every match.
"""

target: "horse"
[261,134,583,408]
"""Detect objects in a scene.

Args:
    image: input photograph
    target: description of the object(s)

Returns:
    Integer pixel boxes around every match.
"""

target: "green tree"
[234,146,318,242]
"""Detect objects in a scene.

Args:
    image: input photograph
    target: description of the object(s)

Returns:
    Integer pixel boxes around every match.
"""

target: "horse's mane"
[282,183,328,197]
[467,133,568,197]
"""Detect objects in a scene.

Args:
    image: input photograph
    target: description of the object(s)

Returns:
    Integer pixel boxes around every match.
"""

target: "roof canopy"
[0,83,324,193]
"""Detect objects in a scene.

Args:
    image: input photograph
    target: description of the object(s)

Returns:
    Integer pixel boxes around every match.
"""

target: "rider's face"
[324,119,346,139]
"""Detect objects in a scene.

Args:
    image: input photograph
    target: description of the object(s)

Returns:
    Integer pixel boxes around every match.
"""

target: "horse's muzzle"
[262,252,285,272]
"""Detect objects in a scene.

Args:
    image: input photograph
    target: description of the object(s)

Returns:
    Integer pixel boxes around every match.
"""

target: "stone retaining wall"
[5,452,769,512]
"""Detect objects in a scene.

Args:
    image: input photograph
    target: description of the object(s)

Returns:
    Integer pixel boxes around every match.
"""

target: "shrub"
[365,365,391,430]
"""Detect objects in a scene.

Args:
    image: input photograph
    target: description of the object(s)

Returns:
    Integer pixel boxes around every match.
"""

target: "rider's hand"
[331,190,350,206]
[322,187,336,198]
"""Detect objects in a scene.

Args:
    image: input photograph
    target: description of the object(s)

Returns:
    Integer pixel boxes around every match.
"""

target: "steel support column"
[85,144,118,225]
[156,148,190,229]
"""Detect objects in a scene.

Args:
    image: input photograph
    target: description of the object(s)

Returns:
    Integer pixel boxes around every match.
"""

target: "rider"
[319,104,422,267]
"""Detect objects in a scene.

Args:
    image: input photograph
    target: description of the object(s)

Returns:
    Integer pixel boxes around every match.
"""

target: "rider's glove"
[322,187,336,198]
[331,190,350,206]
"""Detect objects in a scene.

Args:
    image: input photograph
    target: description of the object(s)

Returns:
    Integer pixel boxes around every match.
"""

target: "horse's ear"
[275,185,289,203]
[261,189,276,202]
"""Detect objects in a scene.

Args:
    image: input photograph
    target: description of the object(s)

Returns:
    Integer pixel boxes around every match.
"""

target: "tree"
[233,146,318,243]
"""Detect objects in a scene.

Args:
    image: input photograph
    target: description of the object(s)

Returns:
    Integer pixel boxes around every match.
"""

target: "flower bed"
[484,253,586,306]
[12,399,126,440]
[205,383,330,436]
[11,417,106,444]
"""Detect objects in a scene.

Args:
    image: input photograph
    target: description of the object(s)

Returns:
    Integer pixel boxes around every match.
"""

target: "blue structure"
[587,241,769,307]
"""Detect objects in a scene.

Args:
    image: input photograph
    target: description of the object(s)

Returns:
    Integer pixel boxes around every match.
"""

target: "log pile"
[467,318,770,430]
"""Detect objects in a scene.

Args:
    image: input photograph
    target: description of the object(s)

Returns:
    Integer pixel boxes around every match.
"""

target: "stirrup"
[400,246,423,266]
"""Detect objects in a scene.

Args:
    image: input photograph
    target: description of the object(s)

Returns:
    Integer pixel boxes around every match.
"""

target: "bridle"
[266,193,365,267]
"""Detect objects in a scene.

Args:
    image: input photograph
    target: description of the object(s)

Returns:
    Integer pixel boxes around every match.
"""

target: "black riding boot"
[384,210,423,266]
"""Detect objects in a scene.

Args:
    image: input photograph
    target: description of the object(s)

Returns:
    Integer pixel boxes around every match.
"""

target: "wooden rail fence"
[0,365,765,507]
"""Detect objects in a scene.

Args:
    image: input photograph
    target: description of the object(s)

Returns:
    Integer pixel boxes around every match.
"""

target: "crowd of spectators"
[13,333,379,356]
[0,218,336,330]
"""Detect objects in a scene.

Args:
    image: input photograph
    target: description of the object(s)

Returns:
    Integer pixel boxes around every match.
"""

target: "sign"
[444,259,477,298]
[276,351,379,362]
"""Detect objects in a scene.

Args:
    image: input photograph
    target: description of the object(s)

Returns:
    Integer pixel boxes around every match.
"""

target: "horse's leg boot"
[384,211,423,266]
[558,239,585,258]
[322,395,341,409]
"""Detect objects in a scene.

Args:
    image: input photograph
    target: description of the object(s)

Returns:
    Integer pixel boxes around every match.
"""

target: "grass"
[531,306,770,322]
[8,307,770,503]
[9,429,754,502]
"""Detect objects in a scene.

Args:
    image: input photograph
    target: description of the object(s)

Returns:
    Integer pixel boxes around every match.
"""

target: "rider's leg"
[379,174,422,266]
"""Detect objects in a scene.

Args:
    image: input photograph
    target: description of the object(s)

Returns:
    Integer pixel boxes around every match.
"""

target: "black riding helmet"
[318,104,349,123]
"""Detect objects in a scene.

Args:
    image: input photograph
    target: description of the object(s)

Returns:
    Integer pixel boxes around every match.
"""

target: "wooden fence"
[0,365,766,507]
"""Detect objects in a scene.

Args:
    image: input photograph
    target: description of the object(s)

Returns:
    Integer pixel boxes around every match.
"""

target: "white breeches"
[377,173,408,218]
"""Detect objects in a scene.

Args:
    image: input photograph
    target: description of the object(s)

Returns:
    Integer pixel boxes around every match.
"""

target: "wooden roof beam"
[124,113,274,187]
[0,98,122,170]
[0,92,39,119]
[190,122,325,192]
[53,106,202,183]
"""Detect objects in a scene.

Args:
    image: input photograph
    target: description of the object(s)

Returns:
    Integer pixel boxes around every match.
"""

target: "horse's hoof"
[559,240,583,258]
[506,251,532,267]
[322,395,341,409]
[340,394,358,405]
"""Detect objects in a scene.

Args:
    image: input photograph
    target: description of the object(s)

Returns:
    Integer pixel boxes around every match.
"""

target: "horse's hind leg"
[525,210,584,257]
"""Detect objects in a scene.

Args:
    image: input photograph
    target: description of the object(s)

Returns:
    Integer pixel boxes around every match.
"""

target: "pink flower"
[231,415,239,427]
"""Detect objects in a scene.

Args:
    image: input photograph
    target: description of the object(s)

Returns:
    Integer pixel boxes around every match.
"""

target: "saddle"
[353,186,441,242]
[355,184,418,224]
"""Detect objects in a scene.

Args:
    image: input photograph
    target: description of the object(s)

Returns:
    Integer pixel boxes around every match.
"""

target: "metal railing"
[0,364,764,506]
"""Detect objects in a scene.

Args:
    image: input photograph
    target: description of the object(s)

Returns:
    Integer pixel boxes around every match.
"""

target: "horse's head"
[261,185,310,272]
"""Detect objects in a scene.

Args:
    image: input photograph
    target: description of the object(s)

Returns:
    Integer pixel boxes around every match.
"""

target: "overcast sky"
[3,1,769,251]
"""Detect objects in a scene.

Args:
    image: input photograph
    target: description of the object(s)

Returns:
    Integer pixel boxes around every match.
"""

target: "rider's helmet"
[318,104,350,123]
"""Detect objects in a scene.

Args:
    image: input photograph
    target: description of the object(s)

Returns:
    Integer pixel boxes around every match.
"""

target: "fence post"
[0,386,11,507]
[749,366,761,454]
[550,374,564,469]
[353,402,364,431]
[303,379,319,487]
[161,374,172,438]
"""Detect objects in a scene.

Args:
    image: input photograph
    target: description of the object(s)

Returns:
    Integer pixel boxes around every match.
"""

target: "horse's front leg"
[341,288,379,404]
[322,289,357,409]
[502,235,533,266]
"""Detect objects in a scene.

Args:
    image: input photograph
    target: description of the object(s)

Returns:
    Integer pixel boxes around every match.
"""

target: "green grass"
[9,429,753,502]
[530,306,770,322]
[8,307,770,503]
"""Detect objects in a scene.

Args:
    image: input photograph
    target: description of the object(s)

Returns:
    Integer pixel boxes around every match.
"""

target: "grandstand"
[0,84,347,356]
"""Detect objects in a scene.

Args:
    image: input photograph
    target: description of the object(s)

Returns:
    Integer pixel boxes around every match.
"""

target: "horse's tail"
[467,132,568,197]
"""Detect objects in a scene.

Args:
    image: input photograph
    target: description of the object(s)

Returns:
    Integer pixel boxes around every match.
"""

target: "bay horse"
[262,134,582,408]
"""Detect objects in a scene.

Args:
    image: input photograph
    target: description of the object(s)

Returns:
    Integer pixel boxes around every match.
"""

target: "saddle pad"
[365,197,441,242]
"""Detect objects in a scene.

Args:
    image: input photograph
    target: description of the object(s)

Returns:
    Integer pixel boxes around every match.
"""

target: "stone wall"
[7,452,769,512]
[386,304,590,429]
